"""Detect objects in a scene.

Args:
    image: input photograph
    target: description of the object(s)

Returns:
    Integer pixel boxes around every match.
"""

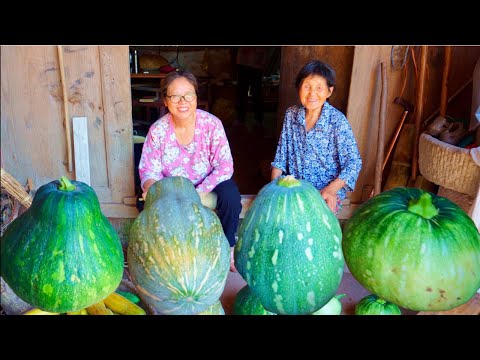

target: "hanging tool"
[383,97,414,171]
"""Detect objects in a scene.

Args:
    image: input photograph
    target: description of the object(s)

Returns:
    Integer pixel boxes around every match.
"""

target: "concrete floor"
[219,268,418,315]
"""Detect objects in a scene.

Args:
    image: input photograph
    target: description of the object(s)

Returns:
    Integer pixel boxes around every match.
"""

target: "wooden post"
[374,62,388,196]
[439,46,452,118]
[411,46,428,182]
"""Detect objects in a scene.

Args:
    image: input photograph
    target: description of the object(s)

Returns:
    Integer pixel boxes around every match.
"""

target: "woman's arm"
[141,179,156,201]
[138,124,165,199]
[320,178,346,212]
[271,167,283,180]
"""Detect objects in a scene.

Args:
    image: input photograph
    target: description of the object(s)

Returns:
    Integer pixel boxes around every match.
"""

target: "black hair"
[295,60,336,90]
[161,70,199,99]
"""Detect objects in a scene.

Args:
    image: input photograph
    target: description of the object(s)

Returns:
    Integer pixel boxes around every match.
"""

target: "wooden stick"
[57,45,73,172]
[439,46,452,118]
[411,46,428,182]
[382,110,408,171]
[374,62,388,196]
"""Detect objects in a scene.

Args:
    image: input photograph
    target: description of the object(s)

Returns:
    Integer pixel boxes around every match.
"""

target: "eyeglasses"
[166,93,197,103]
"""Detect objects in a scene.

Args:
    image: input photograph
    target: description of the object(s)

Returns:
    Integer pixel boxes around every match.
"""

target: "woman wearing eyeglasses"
[139,71,242,271]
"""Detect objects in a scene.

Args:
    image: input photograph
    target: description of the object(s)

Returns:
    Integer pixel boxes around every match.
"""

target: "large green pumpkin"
[235,175,344,315]
[0,176,124,313]
[343,187,480,311]
[233,284,276,315]
[127,176,230,315]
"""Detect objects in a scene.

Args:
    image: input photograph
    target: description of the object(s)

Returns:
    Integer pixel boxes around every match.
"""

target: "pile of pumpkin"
[2,173,479,315]
[232,176,480,315]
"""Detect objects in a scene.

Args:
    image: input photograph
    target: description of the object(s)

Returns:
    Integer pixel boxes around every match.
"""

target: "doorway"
[129,45,282,194]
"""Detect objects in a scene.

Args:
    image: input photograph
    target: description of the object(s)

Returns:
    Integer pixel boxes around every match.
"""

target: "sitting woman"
[139,70,242,271]
[271,60,362,214]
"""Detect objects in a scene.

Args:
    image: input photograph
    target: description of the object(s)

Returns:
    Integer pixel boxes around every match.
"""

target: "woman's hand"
[320,189,337,213]
[141,179,156,201]
[198,191,218,210]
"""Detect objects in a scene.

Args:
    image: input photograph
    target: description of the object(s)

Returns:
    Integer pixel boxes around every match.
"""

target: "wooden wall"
[1,46,137,218]
[278,46,355,135]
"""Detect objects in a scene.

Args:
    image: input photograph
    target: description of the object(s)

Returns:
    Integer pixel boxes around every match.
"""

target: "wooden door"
[1,46,137,218]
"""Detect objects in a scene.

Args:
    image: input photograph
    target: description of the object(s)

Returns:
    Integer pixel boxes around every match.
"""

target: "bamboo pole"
[57,45,73,172]
[411,46,428,182]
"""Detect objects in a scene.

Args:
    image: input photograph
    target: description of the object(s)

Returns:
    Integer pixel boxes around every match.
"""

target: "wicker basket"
[418,133,480,197]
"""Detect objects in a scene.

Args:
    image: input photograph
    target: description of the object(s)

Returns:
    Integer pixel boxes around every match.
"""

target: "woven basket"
[418,133,480,197]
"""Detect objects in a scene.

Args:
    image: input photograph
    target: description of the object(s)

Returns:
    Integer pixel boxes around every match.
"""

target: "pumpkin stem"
[58,176,76,191]
[407,192,439,219]
[277,175,301,188]
[375,298,387,305]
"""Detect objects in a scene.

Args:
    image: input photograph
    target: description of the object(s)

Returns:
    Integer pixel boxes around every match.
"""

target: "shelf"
[131,73,167,79]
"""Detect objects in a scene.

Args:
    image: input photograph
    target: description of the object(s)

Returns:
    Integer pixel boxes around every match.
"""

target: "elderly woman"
[139,71,242,270]
[271,60,362,214]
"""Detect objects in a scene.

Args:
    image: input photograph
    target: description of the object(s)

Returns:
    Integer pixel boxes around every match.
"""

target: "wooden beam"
[411,46,428,181]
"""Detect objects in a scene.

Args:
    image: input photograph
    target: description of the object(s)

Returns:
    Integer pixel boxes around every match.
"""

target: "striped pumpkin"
[355,294,401,315]
[127,176,230,315]
[235,175,344,315]
[343,187,480,311]
[1,176,124,313]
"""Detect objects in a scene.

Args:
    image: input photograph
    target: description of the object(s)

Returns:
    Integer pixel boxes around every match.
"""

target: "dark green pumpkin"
[233,285,276,315]
[235,175,344,315]
[127,176,230,315]
[343,187,480,311]
[0,176,124,313]
[355,294,401,315]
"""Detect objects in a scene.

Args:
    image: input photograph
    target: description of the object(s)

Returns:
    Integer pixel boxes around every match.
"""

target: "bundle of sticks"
[0,168,32,209]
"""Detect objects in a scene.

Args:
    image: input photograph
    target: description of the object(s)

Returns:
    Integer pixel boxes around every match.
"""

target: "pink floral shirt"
[139,109,234,193]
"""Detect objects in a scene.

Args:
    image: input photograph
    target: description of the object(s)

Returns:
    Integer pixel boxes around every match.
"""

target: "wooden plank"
[122,197,138,206]
[62,46,109,193]
[346,46,393,203]
[1,46,67,187]
[99,46,136,205]
[417,293,480,315]
[72,116,90,185]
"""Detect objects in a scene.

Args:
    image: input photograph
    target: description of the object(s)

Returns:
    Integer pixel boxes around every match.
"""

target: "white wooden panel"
[73,116,90,185]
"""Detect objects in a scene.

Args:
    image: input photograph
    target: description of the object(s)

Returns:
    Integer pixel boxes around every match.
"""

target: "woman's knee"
[214,179,241,211]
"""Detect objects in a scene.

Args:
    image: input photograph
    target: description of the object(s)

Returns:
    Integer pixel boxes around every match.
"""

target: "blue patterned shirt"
[272,102,362,200]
